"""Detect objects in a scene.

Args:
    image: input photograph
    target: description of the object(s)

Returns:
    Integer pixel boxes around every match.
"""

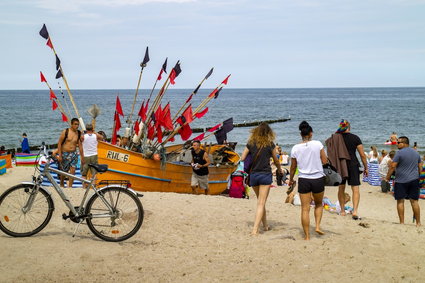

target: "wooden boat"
[96,141,240,195]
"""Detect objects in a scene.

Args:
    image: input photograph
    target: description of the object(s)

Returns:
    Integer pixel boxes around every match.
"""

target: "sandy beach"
[0,166,424,282]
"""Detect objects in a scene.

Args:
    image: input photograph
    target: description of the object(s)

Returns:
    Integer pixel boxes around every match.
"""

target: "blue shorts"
[249,172,273,187]
[61,151,78,170]
[394,179,420,200]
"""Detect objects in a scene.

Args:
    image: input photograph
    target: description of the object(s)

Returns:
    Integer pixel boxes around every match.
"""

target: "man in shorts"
[385,136,422,226]
[57,118,83,188]
[190,140,211,195]
[81,124,103,187]
[336,120,368,220]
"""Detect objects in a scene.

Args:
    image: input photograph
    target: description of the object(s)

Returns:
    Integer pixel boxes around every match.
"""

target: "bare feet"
[339,212,346,216]
[315,229,325,235]
[304,236,310,240]
[416,223,421,227]
[263,225,271,231]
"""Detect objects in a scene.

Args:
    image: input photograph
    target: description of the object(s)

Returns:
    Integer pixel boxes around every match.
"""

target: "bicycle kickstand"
[72,220,84,238]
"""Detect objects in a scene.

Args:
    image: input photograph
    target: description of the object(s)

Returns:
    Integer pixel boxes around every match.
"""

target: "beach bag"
[323,163,342,186]
[229,172,246,198]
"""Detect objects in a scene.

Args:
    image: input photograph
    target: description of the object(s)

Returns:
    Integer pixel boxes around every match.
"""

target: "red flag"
[208,88,218,98]
[207,123,221,132]
[169,136,175,142]
[156,124,163,143]
[161,104,173,131]
[46,38,53,49]
[154,105,163,125]
[182,105,193,123]
[221,74,231,85]
[115,112,121,131]
[115,96,124,117]
[49,89,57,100]
[147,123,155,140]
[193,133,205,141]
[61,112,68,122]
[195,107,208,119]
[178,124,192,141]
[52,100,58,110]
[169,62,181,85]
[111,131,117,145]
[137,101,144,118]
[40,71,47,82]
[134,120,140,135]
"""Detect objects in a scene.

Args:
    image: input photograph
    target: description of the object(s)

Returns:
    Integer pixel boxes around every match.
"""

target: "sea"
[0,87,424,156]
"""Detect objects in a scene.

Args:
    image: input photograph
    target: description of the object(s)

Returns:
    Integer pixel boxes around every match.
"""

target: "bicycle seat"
[88,164,108,173]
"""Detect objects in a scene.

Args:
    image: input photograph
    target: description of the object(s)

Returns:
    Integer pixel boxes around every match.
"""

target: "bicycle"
[0,143,144,242]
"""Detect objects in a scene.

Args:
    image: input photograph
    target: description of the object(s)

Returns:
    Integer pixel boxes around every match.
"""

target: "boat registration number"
[106,151,130,162]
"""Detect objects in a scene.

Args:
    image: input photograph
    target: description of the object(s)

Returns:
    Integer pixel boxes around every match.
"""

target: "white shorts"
[191,173,209,190]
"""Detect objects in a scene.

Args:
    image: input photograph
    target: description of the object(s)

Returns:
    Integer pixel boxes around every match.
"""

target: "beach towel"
[0,154,13,168]
[15,153,39,166]
[420,164,425,199]
[363,162,380,186]
[39,163,83,188]
[0,159,6,175]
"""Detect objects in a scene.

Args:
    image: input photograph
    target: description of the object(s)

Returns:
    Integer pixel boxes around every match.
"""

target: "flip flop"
[286,181,296,195]
[352,215,362,220]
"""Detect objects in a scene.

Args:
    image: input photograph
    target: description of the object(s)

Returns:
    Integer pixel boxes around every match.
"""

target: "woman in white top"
[368,146,379,163]
[289,121,328,240]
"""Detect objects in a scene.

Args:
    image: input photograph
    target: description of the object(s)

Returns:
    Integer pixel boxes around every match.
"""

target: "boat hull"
[96,141,239,195]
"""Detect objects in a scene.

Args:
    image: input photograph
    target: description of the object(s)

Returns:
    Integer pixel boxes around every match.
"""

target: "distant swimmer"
[389,132,398,144]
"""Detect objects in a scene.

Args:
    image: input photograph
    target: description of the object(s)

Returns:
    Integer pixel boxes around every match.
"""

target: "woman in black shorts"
[241,122,283,235]
[289,121,328,240]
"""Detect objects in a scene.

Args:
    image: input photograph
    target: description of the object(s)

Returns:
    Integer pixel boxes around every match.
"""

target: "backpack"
[61,128,81,146]
[229,171,247,199]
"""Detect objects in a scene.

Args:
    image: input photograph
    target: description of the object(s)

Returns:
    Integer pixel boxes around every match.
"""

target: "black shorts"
[298,177,325,194]
[341,163,361,186]
[394,179,420,200]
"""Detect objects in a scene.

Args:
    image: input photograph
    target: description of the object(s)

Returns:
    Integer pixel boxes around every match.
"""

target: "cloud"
[35,0,195,13]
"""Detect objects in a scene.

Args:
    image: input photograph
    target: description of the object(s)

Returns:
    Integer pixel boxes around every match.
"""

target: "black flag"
[214,87,223,99]
[55,54,61,70]
[140,47,150,67]
[193,84,201,95]
[204,67,214,80]
[55,69,63,79]
[39,24,49,39]
[222,117,234,133]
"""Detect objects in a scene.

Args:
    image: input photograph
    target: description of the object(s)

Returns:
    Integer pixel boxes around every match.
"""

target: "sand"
[0,166,424,282]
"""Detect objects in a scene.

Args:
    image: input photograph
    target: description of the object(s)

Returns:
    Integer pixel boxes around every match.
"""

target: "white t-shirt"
[378,155,391,177]
[82,133,98,157]
[291,140,325,179]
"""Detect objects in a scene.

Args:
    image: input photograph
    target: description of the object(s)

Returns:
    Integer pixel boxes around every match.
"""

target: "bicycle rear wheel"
[85,187,143,242]
[0,184,54,237]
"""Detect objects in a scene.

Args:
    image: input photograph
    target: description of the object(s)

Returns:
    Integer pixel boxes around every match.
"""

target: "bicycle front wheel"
[85,187,144,242]
[0,184,54,237]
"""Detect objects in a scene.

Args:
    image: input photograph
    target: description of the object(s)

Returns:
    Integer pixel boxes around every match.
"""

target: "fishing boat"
[95,141,240,195]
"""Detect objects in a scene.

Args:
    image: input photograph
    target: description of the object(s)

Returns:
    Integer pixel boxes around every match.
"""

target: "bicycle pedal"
[62,213,70,220]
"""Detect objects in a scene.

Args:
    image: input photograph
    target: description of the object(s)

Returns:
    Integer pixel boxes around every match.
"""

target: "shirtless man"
[57,118,84,187]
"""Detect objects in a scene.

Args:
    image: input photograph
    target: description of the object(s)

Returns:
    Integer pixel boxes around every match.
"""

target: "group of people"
[240,120,422,239]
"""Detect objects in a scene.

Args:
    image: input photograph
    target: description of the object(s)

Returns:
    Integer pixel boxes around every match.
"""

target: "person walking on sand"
[190,140,211,195]
[241,122,283,235]
[332,120,368,220]
[385,136,422,226]
[81,124,103,188]
[57,118,83,188]
[288,121,328,240]
[21,133,30,154]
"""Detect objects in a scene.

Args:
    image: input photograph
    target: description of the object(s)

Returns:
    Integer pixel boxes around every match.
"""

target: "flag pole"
[39,24,85,130]
[127,47,149,128]
[171,67,213,123]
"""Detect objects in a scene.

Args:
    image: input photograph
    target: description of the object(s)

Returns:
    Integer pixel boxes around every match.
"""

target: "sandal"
[286,181,296,195]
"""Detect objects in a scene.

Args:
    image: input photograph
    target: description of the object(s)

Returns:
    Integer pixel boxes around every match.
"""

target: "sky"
[0,0,424,89]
